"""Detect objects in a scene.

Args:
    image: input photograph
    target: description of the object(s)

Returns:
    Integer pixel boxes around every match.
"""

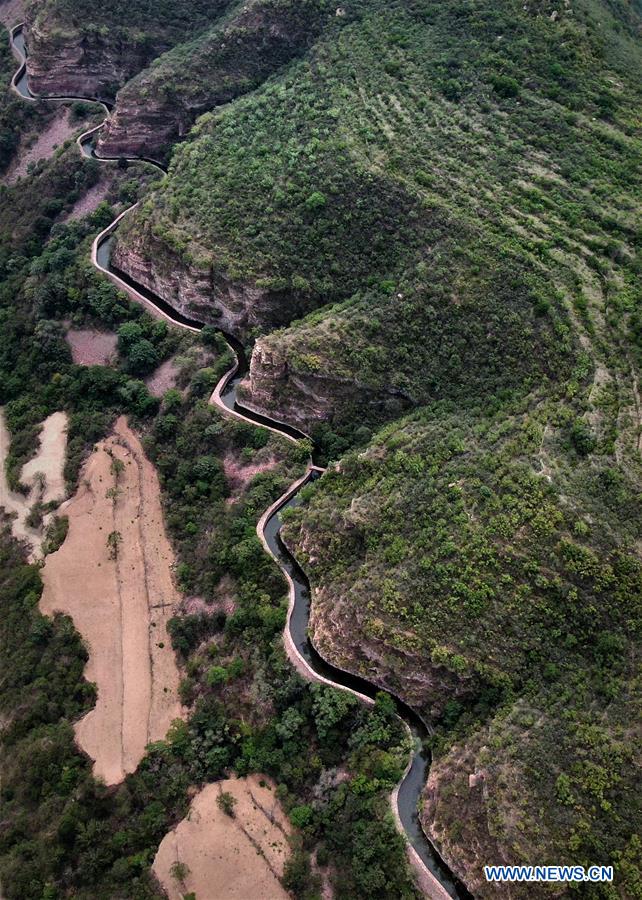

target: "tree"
[107,530,122,559]
[126,339,159,376]
[170,860,190,884]
[217,792,237,817]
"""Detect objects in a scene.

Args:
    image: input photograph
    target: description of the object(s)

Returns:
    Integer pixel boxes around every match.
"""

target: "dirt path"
[0,408,68,556]
[153,775,291,900]
[40,416,182,785]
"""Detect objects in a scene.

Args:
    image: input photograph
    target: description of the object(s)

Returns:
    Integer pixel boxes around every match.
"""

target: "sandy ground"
[0,0,25,28]
[153,775,291,900]
[62,177,113,223]
[0,408,68,556]
[21,411,68,503]
[145,356,179,398]
[40,416,182,785]
[4,108,77,185]
[66,328,117,365]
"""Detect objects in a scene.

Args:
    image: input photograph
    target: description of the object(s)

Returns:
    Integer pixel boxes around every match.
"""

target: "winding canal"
[9,24,471,899]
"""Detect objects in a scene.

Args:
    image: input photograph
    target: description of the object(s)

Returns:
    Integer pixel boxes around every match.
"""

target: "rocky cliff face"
[238,338,411,431]
[24,19,153,99]
[111,228,316,339]
[96,0,334,159]
[282,525,477,723]
[421,739,509,898]
[96,93,186,160]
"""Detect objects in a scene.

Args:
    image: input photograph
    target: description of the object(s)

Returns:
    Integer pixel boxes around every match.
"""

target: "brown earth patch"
[61,176,113,223]
[40,416,182,785]
[223,451,279,502]
[152,775,291,900]
[0,408,68,557]
[145,355,180,398]
[66,328,117,366]
[4,107,77,185]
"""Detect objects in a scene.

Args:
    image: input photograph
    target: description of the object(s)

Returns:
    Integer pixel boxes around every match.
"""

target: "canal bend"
[9,25,470,899]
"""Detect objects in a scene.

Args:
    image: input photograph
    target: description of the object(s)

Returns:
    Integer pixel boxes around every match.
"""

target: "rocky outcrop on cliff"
[111,228,315,338]
[24,19,155,98]
[308,580,477,721]
[23,0,231,99]
[238,338,411,431]
[281,522,478,723]
[96,0,337,159]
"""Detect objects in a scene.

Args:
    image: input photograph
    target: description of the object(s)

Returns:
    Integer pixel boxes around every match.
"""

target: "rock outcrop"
[281,521,477,723]
[238,337,411,431]
[96,0,336,159]
[111,229,310,338]
[24,18,154,98]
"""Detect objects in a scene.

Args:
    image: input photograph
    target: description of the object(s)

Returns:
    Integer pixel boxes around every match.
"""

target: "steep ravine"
[10,26,472,900]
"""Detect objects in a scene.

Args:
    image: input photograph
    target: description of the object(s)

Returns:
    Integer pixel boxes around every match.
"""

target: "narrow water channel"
[9,24,472,899]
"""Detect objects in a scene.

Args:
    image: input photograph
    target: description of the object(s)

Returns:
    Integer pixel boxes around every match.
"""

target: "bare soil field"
[153,775,292,900]
[4,108,78,185]
[21,410,67,503]
[66,328,117,365]
[0,408,68,556]
[40,416,182,785]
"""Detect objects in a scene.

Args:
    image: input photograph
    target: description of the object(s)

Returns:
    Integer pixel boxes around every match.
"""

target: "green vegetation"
[0,85,418,900]
[2,0,641,893]
[102,0,339,159]
[112,0,641,889]
[284,397,642,892]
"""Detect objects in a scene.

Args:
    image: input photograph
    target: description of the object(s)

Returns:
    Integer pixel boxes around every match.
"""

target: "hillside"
[97,0,339,161]
[283,401,642,894]
[3,0,642,896]
[105,0,642,893]
[24,0,232,96]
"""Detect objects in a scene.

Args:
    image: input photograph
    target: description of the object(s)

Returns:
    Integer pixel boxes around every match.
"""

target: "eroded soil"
[40,416,182,785]
[153,775,291,900]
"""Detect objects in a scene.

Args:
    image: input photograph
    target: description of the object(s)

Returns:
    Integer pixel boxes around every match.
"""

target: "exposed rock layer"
[97,0,333,159]
[112,228,316,338]
[24,19,154,98]
[239,337,412,430]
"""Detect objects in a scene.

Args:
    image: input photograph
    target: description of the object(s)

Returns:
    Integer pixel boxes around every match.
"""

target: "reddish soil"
[4,108,78,185]
[153,775,291,900]
[145,356,180,397]
[62,177,113,223]
[223,451,279,502]
[66,328,117,366]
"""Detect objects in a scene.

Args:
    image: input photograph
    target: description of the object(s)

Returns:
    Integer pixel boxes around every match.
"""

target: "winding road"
[9,24,470,900]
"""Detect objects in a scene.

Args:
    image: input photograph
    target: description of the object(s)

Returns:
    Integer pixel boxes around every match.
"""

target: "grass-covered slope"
[283,397,642,895]
[107,0,642,888]
[114,0,640,430]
